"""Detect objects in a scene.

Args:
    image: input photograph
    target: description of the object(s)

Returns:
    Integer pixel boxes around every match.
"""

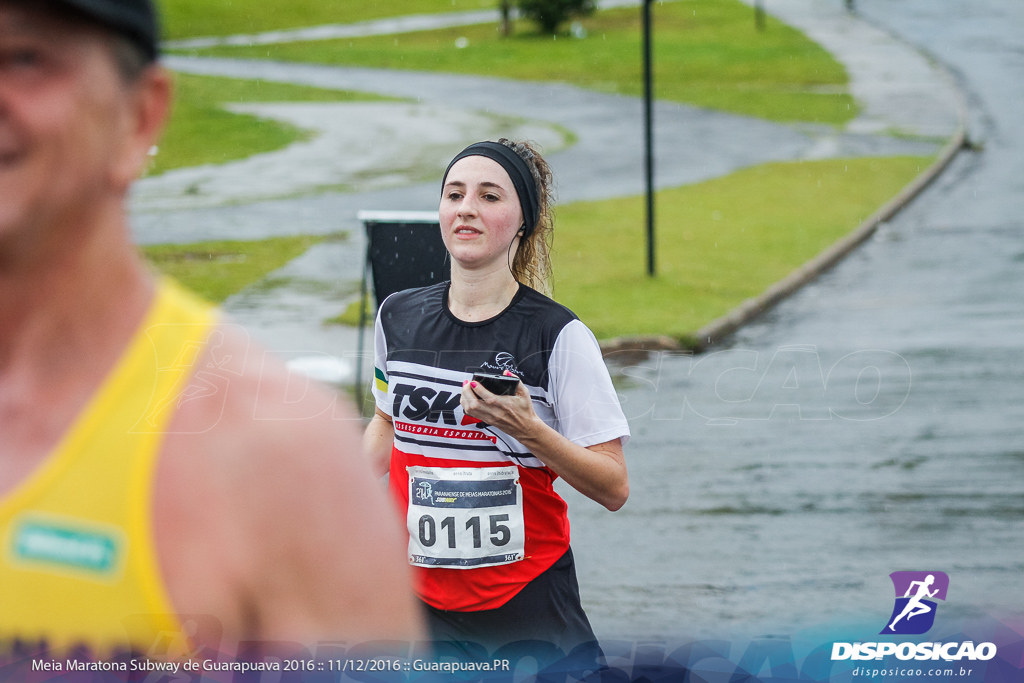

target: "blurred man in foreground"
[0,0,421,656]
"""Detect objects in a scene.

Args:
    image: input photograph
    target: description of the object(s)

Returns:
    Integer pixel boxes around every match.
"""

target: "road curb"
[600,70,970,358]
[695,127,965,346]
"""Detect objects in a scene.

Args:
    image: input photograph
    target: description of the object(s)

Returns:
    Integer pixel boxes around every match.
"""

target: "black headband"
[441,141,540,239]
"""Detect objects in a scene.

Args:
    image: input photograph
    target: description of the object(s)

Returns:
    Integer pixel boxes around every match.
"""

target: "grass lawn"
[159,0,493,40]
[150,73,393,175]
[184,0,856,125]
[325,298,374,327]
[551,156,932,341]
[142,235,330,302]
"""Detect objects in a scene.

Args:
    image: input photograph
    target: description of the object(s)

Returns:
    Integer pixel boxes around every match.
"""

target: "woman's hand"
[460,372,540,441]
[461,372,629,511]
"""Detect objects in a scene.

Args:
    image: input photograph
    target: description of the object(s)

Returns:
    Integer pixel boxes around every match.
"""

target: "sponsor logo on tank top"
[8,515,124,578]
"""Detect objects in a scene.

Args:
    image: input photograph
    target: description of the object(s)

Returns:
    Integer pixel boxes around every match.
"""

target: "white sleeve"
[371,307,391,416]
[548,319,630,448]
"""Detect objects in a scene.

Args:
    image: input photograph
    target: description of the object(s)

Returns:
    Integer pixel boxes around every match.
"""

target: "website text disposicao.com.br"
[852,665,979,678]
[836,640,996,679]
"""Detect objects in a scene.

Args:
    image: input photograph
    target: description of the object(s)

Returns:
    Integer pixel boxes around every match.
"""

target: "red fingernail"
[471,382,478,388]
[463,380,469,386]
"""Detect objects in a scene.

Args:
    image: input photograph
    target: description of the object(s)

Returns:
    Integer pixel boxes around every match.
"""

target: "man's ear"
[110,65,172,190]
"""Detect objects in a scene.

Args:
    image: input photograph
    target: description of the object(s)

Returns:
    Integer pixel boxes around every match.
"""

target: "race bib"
[406,466,525,569]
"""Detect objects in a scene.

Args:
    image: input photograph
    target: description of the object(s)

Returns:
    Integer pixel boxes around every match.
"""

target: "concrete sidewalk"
[134,102,569,212]
[735,0,962,137]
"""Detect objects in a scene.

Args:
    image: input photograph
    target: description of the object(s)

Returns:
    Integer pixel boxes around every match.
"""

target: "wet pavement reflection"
[564,0,1024,640]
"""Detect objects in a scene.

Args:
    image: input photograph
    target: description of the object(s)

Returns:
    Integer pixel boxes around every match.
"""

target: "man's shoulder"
[164,322,358,465]
[152,323,419,645]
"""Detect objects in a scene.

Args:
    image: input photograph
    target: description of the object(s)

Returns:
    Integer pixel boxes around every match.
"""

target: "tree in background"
[517,0,595,34]
[500,0,512,36]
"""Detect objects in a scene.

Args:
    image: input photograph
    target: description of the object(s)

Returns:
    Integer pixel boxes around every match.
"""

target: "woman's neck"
[447,264,520,322]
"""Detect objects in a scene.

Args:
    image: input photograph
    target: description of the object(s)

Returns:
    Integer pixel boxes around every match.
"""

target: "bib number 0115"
[418,512,511,549]
[406,466,525,568]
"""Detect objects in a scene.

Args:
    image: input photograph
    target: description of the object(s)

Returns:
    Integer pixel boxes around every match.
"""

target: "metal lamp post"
[643,0,655,277]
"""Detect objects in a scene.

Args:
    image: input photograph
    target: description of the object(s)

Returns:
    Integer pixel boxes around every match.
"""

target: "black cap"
[54,0,159,61]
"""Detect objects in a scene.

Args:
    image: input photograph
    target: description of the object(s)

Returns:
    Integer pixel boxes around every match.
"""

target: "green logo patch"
[12,519,120,575]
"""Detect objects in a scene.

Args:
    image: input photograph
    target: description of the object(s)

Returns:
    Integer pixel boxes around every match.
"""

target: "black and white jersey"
[373,281,629,465]
[373,281,629,611]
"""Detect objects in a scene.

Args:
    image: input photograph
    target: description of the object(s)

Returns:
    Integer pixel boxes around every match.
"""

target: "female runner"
[364,139,629,654]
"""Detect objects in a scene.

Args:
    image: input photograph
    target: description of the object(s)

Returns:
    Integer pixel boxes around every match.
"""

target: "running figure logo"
[881,571,949,635]
[416,481,434,505]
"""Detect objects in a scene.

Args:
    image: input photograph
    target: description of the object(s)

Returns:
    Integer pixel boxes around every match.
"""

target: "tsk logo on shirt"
[392,383,462,425]
[882,571,949,635]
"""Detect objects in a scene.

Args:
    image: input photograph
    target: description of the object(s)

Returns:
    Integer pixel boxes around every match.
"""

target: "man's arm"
[237,396,418,644]
[156,326,421,651]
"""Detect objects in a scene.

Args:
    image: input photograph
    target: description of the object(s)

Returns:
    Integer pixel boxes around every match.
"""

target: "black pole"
[755,0,766,31]
[500,0,511,36]
[354,226,371,415]
[643,0,655,277]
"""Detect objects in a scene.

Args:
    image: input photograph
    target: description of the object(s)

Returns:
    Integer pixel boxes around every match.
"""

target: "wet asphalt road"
[563,0,1024,641]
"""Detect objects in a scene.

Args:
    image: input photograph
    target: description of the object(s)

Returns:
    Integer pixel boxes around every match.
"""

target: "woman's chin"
[450,251,508,274]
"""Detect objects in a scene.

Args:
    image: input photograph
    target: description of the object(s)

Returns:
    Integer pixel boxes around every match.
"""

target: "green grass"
[151,73,393,175]
[142,235,330,302]
[325,298,376,327]
[551,157,932,340]
[185,0,856,125]
[159,0,493,40]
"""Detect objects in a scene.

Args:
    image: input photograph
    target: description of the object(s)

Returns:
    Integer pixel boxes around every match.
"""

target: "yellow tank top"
[0,278,216,655]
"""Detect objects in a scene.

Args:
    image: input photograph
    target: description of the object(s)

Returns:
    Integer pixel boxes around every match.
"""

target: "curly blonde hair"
[497,138,555,297]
